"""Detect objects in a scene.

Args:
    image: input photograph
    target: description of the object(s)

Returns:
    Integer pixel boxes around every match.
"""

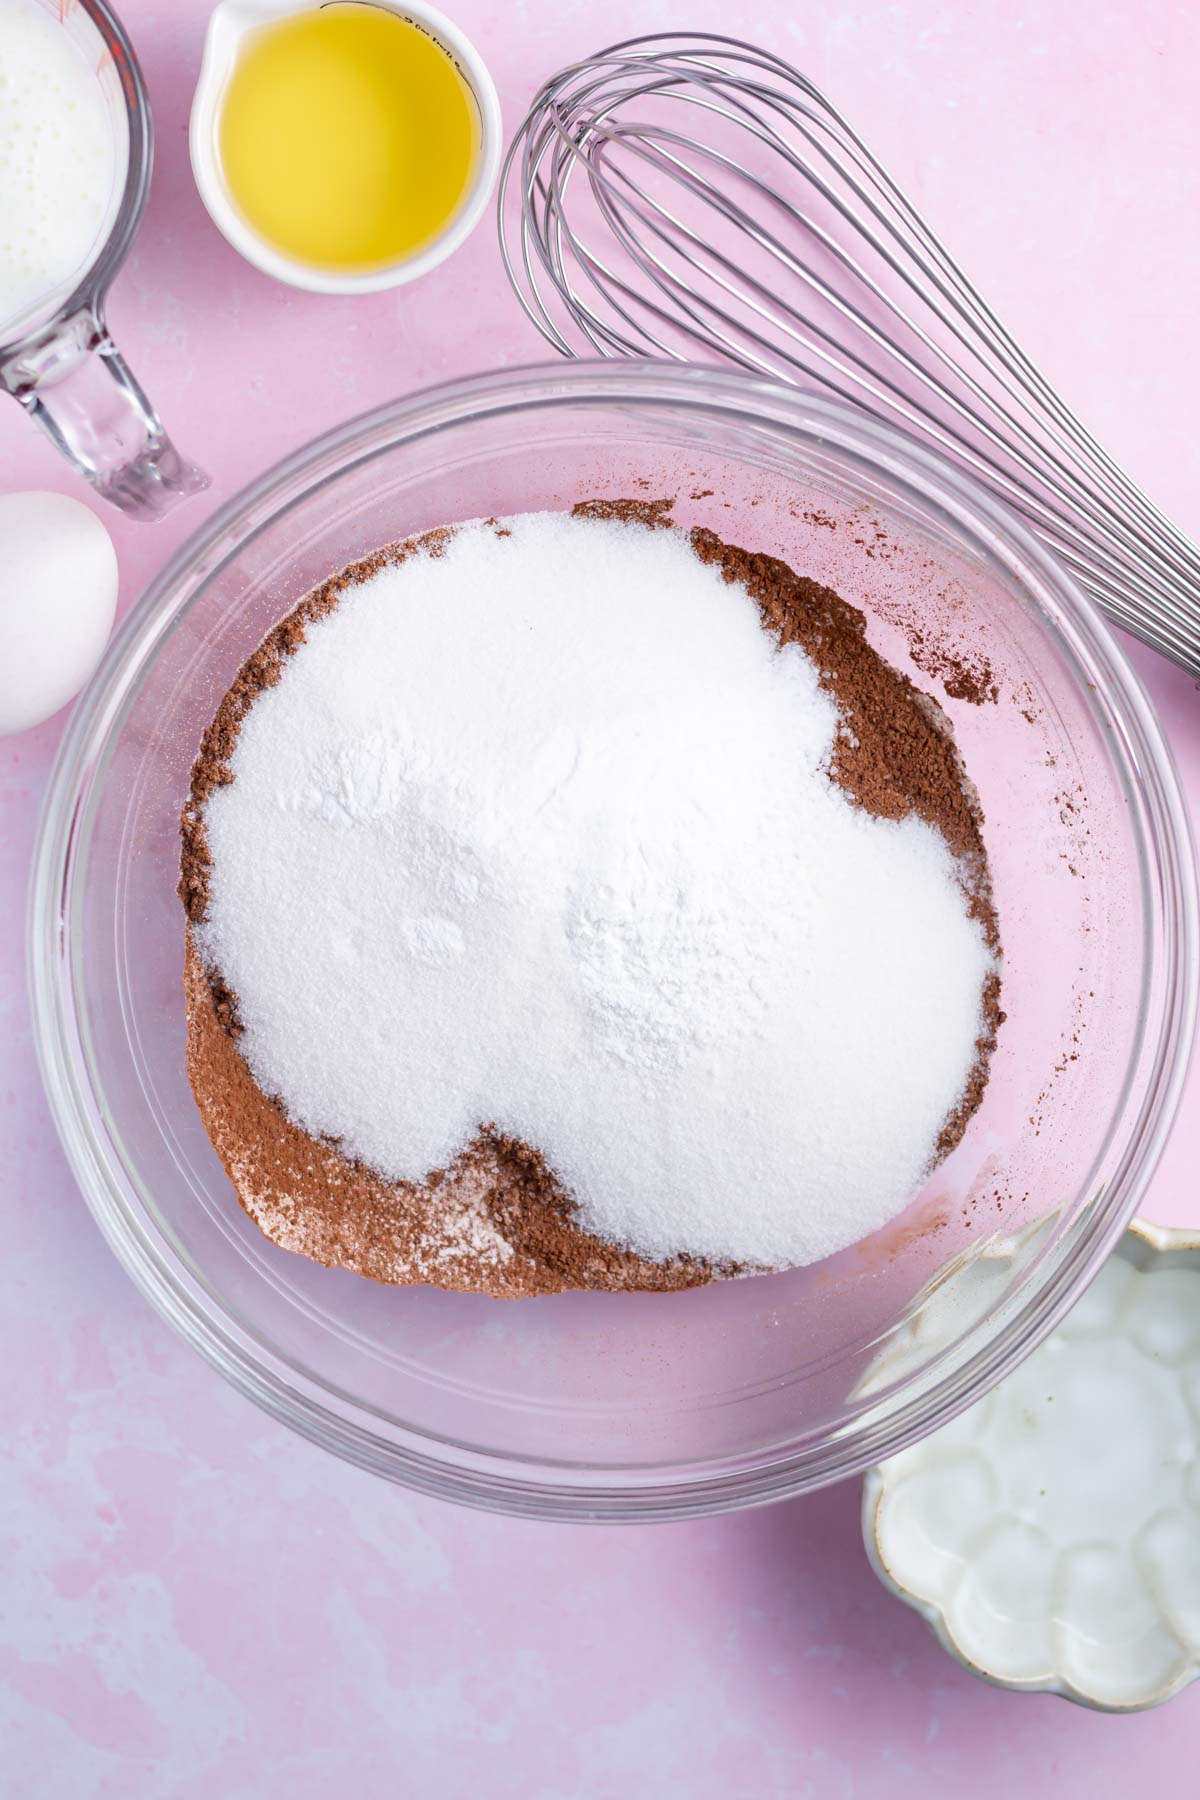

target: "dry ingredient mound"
[180,502,1002,1297]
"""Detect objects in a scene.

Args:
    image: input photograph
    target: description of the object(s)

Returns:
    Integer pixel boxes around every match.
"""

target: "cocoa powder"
[180,503,1002,1296]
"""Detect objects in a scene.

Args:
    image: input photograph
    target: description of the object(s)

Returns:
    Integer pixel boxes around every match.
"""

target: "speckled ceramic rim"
[28,363,1198,1520]
[863,1219,1200,1712]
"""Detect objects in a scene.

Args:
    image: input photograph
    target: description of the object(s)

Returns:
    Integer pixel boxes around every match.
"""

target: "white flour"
[198,513,994,1269]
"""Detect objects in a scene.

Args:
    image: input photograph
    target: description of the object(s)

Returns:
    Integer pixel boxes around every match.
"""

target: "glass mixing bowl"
[30,364,1196,1520]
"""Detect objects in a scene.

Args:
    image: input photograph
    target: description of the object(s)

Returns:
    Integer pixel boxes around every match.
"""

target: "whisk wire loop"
[499,33,1200,673]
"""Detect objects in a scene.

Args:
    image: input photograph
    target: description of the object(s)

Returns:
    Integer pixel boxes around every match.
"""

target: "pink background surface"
[3,0,1200,1792]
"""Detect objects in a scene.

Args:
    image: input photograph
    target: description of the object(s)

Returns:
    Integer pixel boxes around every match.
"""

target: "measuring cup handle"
[0,305,208,522]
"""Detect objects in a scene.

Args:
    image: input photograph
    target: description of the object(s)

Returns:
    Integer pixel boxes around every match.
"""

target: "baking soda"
[198,513,994,1269]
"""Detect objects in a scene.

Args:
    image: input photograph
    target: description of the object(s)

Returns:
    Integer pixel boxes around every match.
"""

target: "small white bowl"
[864,1220,1200,1712]
[189,0,501,294]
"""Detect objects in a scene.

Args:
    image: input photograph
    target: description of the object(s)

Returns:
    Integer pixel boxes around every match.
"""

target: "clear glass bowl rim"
[29,360,1198,1521]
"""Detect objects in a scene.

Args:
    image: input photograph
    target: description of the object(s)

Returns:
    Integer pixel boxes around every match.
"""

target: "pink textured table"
[3,1,1199,1791]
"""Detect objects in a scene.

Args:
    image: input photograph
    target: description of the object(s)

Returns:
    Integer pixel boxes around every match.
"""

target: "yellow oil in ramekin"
[217,3,477,272]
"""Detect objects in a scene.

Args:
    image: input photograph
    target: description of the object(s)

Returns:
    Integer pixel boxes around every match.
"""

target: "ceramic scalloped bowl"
[864,1221,1200,1711]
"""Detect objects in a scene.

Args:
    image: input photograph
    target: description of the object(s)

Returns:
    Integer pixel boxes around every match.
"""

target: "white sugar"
[198,513,994,1269]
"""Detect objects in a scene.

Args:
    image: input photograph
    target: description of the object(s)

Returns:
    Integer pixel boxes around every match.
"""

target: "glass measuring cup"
[0,0,206,520]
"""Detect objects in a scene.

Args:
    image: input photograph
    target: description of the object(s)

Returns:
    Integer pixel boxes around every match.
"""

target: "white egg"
[0,491,118,736]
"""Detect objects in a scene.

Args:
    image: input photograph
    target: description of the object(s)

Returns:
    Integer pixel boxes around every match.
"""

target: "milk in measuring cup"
[0,0,123,336]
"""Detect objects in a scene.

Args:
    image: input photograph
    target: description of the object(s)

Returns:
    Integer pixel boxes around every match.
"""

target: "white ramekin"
[189,0,501,294]
[864,1219,1200,1713]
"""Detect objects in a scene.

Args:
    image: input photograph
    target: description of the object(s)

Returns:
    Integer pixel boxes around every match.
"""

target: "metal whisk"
[499,32,1200,676]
